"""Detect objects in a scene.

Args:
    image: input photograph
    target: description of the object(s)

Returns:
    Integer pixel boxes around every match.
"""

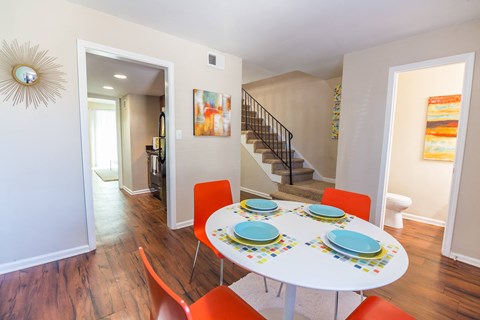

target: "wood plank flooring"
[0,175,479,319]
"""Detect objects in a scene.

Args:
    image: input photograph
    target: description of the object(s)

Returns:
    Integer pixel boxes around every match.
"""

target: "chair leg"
[219,258,224,285]
[360,290,364,301]
[263,277,268,293]
[334,291,339,320]
[189,241,201,283]
[276,282,284,297]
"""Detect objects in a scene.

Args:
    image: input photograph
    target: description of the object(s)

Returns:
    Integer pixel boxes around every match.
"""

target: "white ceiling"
[75,0,480,84]
[86,53,165,98]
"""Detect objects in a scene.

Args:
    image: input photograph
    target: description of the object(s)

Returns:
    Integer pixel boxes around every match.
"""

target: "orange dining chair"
[189,180,269,292]
[346,296,415,319]
[321,187,371,222]
[322,187,372,319]
[277,187,372,316]
[139,247,266,320]
[189,180,232,285]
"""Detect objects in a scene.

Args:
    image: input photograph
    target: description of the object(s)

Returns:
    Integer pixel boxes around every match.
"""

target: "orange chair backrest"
[193,180,233,235]
[139,247,192,320]
[321,188,371,221]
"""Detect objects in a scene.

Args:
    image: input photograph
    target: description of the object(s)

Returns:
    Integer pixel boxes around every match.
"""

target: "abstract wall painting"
[193,89,231,136]
[423,94,461,161]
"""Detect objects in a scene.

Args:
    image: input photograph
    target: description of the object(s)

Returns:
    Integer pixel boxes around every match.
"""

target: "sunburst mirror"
[0,39,66,108]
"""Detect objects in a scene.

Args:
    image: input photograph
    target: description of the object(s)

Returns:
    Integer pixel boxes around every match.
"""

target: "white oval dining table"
[206,200,409,320]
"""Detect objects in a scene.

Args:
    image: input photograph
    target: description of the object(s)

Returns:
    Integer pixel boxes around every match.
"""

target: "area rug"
[94,168,118,182]
[229,273,361,320]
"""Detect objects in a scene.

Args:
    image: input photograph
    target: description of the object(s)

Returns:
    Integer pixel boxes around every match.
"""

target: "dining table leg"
[334,291,339,320]
[284,283,297,320]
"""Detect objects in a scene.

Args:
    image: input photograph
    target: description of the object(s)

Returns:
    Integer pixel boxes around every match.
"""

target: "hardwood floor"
[0,176,479,319]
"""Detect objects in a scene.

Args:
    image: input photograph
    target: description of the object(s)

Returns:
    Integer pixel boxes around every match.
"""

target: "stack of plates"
[240,199,278,213]
[321,229,386,260]
[305,204,346,220]
[227,221,281,246]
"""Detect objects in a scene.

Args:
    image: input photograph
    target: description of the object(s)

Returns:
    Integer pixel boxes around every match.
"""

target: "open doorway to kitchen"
[379,53,475,260]
[77,40,176,251]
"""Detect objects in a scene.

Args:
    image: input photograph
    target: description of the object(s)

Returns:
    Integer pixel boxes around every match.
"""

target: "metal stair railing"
[242,88,294,185]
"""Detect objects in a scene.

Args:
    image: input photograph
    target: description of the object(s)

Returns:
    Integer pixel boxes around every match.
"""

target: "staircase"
[242,89,335,203]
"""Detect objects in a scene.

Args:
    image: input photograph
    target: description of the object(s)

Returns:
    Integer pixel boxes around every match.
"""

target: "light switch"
[176,130,182,140]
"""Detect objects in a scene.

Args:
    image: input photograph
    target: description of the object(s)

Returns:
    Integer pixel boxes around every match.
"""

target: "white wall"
[389,64,464,223]
[0,0,242,273]
[243,71,339,180]
[120,97,133,189]
[339,19,480,261]
[240,147,278,196]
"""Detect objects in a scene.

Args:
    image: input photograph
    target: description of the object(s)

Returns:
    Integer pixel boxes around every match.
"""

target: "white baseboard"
[122,186,151,195]
[402,212,445,227]
[173,219,193,229]
[321,177,336,184]
[449,251,480,268]
[240,187,272,199]
[0,245,91,275]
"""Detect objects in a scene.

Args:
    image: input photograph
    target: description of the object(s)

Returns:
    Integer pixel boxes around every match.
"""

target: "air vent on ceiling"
[207,51,225,70]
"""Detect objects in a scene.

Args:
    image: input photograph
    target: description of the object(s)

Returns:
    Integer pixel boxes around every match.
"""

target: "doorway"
[379,52,475,258]
[77,40,177,251]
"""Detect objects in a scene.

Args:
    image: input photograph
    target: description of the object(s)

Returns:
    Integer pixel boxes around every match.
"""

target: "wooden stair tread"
[276,179,334,201]
[255,148,294,153]
[270,191,317,204]
[263,158,304,164]
[288,179,335,191]
[273,168,314,175]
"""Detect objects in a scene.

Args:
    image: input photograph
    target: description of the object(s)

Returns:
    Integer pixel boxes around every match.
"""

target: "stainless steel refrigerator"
[148,109,166,205]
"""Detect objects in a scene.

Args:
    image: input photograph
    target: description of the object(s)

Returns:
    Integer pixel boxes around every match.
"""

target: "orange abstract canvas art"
[423,94,461,161]
[194,89,231,136]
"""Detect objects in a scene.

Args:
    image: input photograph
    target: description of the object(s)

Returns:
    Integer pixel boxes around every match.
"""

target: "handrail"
[242,88,293,184]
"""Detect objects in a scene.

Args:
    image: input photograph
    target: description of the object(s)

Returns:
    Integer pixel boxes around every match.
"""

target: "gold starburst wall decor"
[0,39,66,108]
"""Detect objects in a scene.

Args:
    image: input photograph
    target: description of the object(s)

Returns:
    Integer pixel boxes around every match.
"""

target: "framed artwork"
[423,94,461,161]
[193,89,231,136]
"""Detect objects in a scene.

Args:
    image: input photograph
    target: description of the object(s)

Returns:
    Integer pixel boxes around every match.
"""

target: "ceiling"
[86,53,165,98]
[75,0,480,85]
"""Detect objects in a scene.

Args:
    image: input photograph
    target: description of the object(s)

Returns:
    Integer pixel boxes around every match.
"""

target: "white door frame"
[378,52,475,257]
[77,40,177,250]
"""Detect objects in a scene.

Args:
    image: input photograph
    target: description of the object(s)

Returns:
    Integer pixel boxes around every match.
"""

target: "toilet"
[385,193,412,228]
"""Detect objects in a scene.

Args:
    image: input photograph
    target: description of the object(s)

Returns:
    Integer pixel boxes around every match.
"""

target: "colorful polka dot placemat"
[305,236,400,275]
[211,227,299,264]
[289,205,355,229]
[225,205,286,221]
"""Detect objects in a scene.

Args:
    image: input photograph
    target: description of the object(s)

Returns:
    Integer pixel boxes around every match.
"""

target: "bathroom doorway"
[380,53,475,258]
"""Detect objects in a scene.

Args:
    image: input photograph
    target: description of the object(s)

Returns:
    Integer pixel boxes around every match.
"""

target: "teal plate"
[320,233,386,260]
[327,229,381,254]
[307,204,344,218]
[234,221,279,242]
[245,199,278,211]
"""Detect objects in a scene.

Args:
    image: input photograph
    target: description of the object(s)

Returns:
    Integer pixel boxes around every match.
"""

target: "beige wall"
[240,147,278,195]
[128,94,160,191]
[0,0,241,271]
[243,71,339,180]
[389,64,464,222]
[339,19,480,260]
[120,94,160,191]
